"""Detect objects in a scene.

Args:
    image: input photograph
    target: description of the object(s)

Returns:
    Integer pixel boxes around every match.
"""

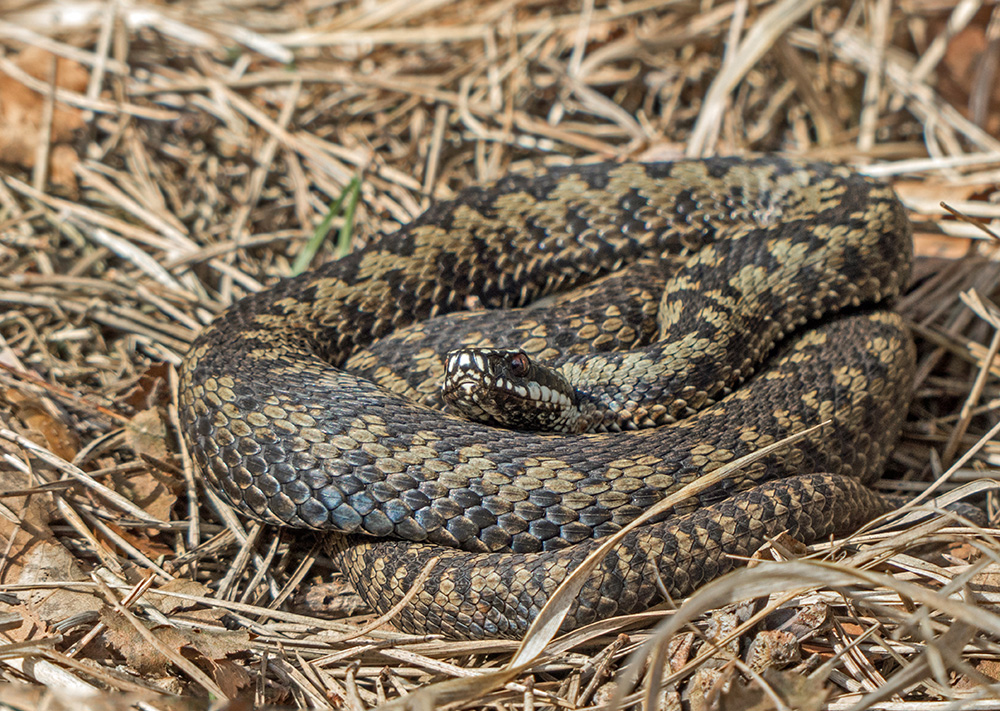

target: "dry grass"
[0,0,999,709]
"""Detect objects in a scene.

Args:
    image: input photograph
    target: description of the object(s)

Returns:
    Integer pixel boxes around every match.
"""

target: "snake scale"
[178,157,915,639]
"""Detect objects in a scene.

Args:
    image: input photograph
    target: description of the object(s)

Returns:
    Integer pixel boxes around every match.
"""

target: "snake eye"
[508,352,531,377]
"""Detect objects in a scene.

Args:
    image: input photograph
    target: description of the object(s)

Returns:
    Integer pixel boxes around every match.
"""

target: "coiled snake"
[178,157,914,639]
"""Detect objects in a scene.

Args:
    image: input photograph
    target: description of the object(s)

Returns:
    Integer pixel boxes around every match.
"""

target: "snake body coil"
[179,157,914,639]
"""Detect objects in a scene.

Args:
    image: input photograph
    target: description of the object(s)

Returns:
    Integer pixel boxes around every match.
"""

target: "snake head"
[442,348,578,432]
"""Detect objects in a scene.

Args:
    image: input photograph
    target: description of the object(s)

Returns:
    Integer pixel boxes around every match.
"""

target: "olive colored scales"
[179,157,914,639]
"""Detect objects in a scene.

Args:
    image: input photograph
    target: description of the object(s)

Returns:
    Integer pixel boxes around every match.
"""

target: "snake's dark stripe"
[178,158,913,638]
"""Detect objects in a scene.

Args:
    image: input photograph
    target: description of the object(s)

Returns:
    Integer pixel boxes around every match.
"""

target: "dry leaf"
[0,683,148,711]
[938,9,1000,135]
[943,540,981,564]
[688,665,733,711]
[17,541,102,626]
[745,629,800,673]
[838,621,865,636]
[0,47,88,191]
[5,388,80,461]
[212,660,252,699]
[124,408,171,463]
[716,668,830,711]
[145,578,213,615]
[976,659,1000,682]
[0,470,100,635]
[971,564,1000,594]
[913,233,976,259]
[102,608,187,674]
[184,626,253,661]
[116,408,178,542]
[120,363,172,411]
[101,607,252,676]
[894,179,985,206]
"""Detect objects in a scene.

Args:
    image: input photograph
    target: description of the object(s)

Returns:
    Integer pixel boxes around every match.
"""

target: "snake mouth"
[441,378,479,402]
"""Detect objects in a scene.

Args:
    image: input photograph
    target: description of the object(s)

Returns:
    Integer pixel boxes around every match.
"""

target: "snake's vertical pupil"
[509,352,531,377]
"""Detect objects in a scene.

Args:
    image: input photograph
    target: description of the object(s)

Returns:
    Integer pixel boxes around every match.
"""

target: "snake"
[178,157,915,639]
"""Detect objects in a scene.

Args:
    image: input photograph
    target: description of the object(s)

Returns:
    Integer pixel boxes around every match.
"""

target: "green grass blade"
[291,176,360,275]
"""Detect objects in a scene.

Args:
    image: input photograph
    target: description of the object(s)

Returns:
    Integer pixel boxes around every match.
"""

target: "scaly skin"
[178,158,913,638]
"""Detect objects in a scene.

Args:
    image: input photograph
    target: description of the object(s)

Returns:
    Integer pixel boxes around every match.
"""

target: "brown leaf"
[102,607,185,674]
[688,665,733,711]
[6,388,80,461]
[955,657,1000,690]
[971,564,1000,594]
[120,363,172,411]
[976,659,1000,682]
[942,540,981,564]
[17,540,102,626]
[120,408,179,530]
[212,659,253,699]
[913,233,976,259]
[838,621,865,636]
[125,408,171,463]
[145,578,212,615]
[103,518,175,561]
[717,668,830,711]
[0,471,101,633]
[182,626,252,661]
[745,629,800,673]
[667,631,696,672]
[111,466,177,525]
[775,602,829,640]
[0,47,88,191]
[937,8,1000,135]
[102,606,251,675]
[894,179,984,205]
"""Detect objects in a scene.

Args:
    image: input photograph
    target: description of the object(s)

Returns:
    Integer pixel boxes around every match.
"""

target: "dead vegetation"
[0,0,999,708]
